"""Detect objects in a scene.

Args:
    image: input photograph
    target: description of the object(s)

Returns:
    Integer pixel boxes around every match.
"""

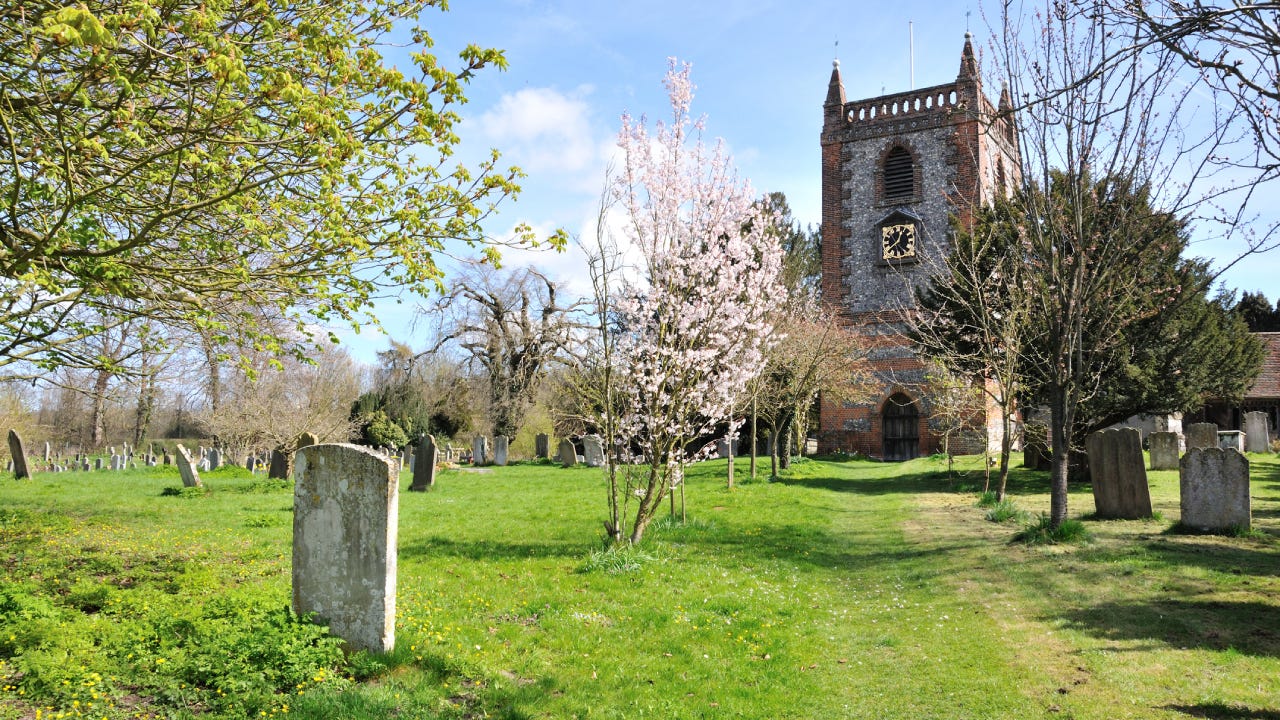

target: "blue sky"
[337,0,1280,363]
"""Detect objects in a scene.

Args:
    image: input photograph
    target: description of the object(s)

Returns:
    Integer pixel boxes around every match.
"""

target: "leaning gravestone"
[559,439,578,468]
[292,444,398,654]
[472,436,489,466]
[1185,422,1218,450]
[583,435,605,467]
[8,429,30,480]
[1148,431,1180,471]
[1085,427,1152,519]
[1180,447,1250,533]
[174,444,202,488]
[1243,411,1270,452]
[410,435,437,492]
[535,433,549,459]
[493,436,509,466]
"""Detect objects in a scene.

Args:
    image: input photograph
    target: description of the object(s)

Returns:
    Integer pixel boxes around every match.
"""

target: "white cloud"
[478,86,601,177]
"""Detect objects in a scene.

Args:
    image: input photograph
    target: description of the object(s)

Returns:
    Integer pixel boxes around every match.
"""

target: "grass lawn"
[0,451,1278,719]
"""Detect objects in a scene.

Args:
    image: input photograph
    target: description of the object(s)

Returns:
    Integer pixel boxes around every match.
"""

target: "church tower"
[817,34,1020,460]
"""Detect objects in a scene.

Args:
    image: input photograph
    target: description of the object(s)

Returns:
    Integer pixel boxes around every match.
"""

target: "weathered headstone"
[268,448,289,480]
[1148,431,1180,471]
[1217,430,1246,452]
[410,435,437,492]
[1243,411,1270,453]
[559,439,578,468]
[174,444,202,488]
[247,456,257,473]
[535,433,550,459]
[208,448,221,471]
[1180,447,1250,533]
[94,457,104,471]
[163,450,172,466]
[8,429,30,480]
[472,436,489,466]
[297,432,318,449]
[1085,427,1152,519]
[42,441,50,463]
[1185,422,1218,450]
[492,436,509,466]
[583,434,605,467]
[292,444,398,654]
[110,454,122,471]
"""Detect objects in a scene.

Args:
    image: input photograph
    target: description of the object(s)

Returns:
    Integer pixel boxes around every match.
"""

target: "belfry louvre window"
[882,147,914,201]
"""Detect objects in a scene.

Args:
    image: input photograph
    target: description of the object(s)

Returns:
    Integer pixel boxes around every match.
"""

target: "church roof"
[1248,332,1280,399]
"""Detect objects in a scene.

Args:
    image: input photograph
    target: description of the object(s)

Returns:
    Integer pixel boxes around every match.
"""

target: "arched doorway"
[882,393,920,461]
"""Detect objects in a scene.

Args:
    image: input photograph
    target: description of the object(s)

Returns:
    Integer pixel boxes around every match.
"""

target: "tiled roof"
[1248,332,1280,400]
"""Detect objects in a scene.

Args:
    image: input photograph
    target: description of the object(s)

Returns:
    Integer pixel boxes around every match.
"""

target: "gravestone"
[472,436,488,466]
[1243,411,1270,452]
[1148,431,1180,471]
[43,441,50,463]
[535,433,549,459]
[583,435,605,467]
[174,444,202,488]
[1180,447,1250,533]
[110,455,122,471]
[94,458,104,471]
[1217,430,1246,452]
[493,436,509,466]
[410,435,437,492]
[292,444,398,654]
[208,448,221,471]
[716,438,739,459]
[297,432,318,449]
[8,430,30,480]
[268,448,289,480]
[1085,427,1152,519]
[1185,422,1218,450]
[247,456,257,473]
[559,439,578,468]
[162,451,172,466]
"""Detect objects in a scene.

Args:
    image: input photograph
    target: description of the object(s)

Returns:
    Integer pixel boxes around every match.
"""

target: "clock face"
[881,223,917,260]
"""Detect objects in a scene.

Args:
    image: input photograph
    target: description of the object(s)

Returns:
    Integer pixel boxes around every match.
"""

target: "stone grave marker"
[472,436,488,466]
[583,435,605,467]
[163,450,172,466]
[1180,447,1250,533]
[94,457,104,471]
[174,444,202,488]
[559,439,578,468]
[247,456,257,473]
[1218,430,1246,452]
[410,435,437,492]
[208,448,221,471]
[292,443,398,654]
[297,432,318,449]
[1243,411,1270,452]
[110,455,122,471]
[1149,431,1180,471]
[535,433,549,459]
[43,441,50,463]
[492,436,509,466]
[268,448,289,480]
[8,430,30,480]
[1085,427,1152,519]
[1185,422,1218,450]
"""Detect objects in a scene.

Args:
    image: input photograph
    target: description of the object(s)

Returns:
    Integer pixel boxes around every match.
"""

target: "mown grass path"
[0,454,1277,719]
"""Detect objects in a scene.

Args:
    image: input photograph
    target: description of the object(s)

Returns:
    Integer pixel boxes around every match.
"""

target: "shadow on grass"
[400,536,587,561]
[1146,539,1280,577]
[1058,599,1280,657]
[1162,703,1280,719]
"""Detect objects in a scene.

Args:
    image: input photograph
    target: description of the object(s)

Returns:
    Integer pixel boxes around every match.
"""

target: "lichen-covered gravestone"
[1085,427,1152,519]
[472,436,489,466]
[297,432,318,449]
[1180,447,1250,533]
[174,444,202,488]
[559,439,578,468]
[1148,431,1180,471]
[1185,422,1218,450]
[492,436,509,466]
[8,429,30,480]
[583,435,605,467]
[292,444,398,654]
[1243,411,1270,452]
[410,435,437,492]
[535,433,549,459]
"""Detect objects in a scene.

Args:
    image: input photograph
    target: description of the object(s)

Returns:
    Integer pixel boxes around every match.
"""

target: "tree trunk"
[997,403,1013,501]
[133,370,156,446]
[203,335,222,415]
[90,368,110,449]
[726,446,734,489]
[778,414,794,471]
[749,396,758,480]
[1049,388,1071,527]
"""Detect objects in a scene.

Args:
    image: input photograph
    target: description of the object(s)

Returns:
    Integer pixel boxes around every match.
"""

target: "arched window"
[882,146,915,202]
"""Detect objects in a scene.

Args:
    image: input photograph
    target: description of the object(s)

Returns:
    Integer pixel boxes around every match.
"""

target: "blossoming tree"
[606,60,783,545]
